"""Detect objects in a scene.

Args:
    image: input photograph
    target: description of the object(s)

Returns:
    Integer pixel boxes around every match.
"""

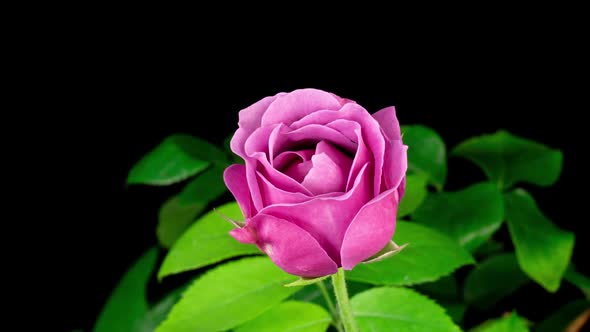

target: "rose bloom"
[224,89,407,277]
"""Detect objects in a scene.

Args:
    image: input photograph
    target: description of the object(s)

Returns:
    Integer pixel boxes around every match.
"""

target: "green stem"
[316,280,337,316]
[331,268,359,332]
[316,281,343,332]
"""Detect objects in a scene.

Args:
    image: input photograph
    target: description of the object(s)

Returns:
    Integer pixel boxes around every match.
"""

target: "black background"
[46,25,587,331]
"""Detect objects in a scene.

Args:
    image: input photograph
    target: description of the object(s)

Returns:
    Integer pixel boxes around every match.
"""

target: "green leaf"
[464,253,529,310]
[398,174,429,217]
[442,302,466,325]
[234,301,331,332]
[142,284,189,330]
[473,239,505,259]
[415,276,459,301]
[291,280,373,316]
[347,222,474,286]
[127,134,227,186]
[291,285,326,307]
[291,281,371,311]
[471,312,529,332]
[565,265,590,299]
[347,280,373,297]
[413,182,504,252]
[535,299,590,332]
[94,247,158,332]
[402,125,447,190]
[156,257,299,332]
[157,166,228,248]
[504,189,575,292]
[452,130,563,189]
[157,196,206,249]
[158,202,260,280]
[290,285,335,314]
[351,287,461,332]
[414,276,464,325]
[176,165,227,204]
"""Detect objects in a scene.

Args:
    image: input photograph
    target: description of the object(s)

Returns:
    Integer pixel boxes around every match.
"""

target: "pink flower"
[224,88,407,277]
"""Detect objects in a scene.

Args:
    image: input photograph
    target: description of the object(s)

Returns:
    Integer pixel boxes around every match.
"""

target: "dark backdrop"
[50,32,586,331]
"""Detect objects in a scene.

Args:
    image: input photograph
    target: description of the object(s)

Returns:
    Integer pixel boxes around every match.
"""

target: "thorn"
[214,208,245,228]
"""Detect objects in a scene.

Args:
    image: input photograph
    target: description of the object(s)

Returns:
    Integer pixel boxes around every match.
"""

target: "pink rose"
[224,88,407,277]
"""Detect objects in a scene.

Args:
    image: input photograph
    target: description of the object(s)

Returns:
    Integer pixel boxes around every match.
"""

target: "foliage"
[94,126,585,332]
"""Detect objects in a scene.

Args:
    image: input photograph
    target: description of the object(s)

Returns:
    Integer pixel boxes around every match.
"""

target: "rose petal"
[245,123,353,196]
[273,149,315,170]
[238,92,286,132]
[372,106,401,140]
[315,140,353,174]
[397,176,406,201]
[231,93,286,158]
[383,139,408,190]
[340,189,399,270]
[244,125,313,200]
[278,124,358,154]
[257,171,311,205]
[292,104,385,197]
[301,141,352,195]
[244,125,275,161]
[301,153,345,195]
[261,88,342,127]
[261,163,372,263]
[244,159,265,212]
[326,119,370,191]
[223,164,253,218]
[282,159,313,183]
[329,93,356,106]
[229,128,250,158]
[247,213,339,277]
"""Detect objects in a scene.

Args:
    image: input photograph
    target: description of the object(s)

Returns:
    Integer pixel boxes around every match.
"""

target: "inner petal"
[274,150,314,170]
[301,141,353,195]
[283,159,313,183]
[275,149,315,183]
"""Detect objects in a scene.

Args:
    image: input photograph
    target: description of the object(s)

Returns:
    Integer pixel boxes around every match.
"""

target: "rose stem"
[316,281,343,332]
[331,268,360,332]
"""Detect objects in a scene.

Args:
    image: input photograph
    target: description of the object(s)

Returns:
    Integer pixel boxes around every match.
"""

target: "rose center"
[275,140,353,195]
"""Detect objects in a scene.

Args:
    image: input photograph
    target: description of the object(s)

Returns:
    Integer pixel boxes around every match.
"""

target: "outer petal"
[397,176,406,201]
[248,214,339,277]
[223,164,253,218]
[244,125,276,161]
[238,92,286,132]
[329,93,356,105]
[261,88,342,126]
[231,93,286,158]
[383,140,408,190]
[230,128,250,158]
[340,189,400,270]
[372,106,402,140]
[261,164,372,264]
